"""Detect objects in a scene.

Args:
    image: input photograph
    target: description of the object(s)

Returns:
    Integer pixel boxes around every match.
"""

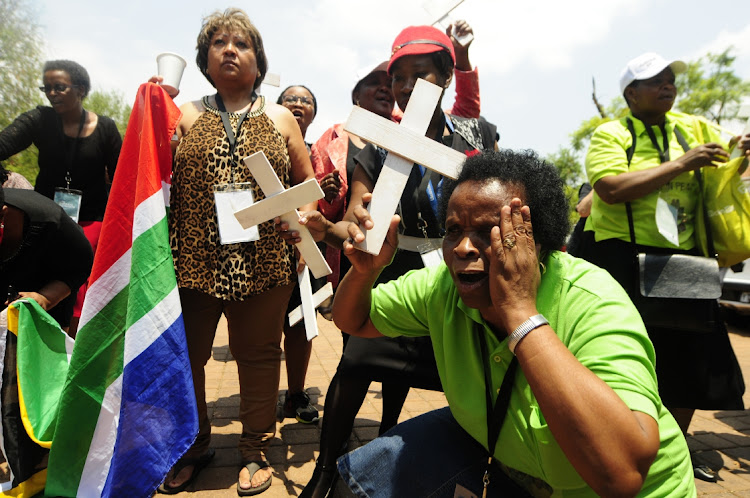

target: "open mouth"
[458,272,486,283]
[455,271,488,292]
[292,109,304,118]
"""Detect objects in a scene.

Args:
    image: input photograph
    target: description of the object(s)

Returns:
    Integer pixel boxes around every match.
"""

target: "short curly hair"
[440,149,570,254]
[42,60,91,98]
[195,8,268,91]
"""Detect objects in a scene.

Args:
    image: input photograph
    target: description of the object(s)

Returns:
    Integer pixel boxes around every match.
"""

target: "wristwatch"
[508,314,548,354]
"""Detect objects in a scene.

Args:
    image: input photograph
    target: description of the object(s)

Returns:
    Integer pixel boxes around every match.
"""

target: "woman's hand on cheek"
[489,199,540,330]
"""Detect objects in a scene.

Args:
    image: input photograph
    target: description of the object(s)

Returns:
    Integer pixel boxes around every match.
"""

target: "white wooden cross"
[287,266,334,341]
[262,72,281,87]
[235,151,332,279]
[343,78,467,254]
[423,0,473,46]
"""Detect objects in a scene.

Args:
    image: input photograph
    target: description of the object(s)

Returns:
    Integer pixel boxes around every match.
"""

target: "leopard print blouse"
[169,96,293,300]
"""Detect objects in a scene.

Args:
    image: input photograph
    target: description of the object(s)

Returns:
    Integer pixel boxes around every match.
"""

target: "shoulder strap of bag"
[624,118,638,247]
[674,127,717,257]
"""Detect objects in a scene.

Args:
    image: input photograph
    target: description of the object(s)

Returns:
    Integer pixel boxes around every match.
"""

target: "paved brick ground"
[168,315,750,497]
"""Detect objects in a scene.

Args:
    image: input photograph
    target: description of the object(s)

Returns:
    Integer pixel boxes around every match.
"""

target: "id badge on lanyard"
[213,182,260,244]
[212,93,259,244]
[417,239,443,267]
[54,187,83,223]
[56,109,87,223]
[415,212,443,267]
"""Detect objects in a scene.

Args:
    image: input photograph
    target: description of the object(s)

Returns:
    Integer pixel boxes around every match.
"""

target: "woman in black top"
[0,60,121,222]
[0,60,122,334]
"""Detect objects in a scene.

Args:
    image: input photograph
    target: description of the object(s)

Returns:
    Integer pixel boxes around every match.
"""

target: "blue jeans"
[337,407,530,497]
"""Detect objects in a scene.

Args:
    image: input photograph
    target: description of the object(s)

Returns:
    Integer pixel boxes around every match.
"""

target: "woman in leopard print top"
[155,8,316,496]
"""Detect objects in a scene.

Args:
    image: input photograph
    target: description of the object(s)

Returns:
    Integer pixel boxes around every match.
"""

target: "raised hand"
[319,170,341,203]
[447,20,474,71]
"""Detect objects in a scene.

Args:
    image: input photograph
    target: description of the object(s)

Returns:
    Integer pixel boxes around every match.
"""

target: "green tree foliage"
[86,89,132,138]
[675,48,750,125]
[545,147,585,227]
[0,0,45,183]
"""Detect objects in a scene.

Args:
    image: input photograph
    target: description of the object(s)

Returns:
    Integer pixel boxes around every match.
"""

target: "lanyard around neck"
[61,108,87,189]
[477,323,519,497]
[644,122,670,163]
[214,92,257,183]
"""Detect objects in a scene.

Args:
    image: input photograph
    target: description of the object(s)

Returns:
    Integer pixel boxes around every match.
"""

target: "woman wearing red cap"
[282,24,498,497]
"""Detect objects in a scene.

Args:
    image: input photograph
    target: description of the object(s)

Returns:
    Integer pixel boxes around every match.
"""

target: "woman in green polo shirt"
[332,149,694,497]
[578,52,749,483]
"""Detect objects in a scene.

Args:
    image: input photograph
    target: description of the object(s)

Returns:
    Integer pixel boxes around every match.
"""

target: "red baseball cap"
[388,25,455,74]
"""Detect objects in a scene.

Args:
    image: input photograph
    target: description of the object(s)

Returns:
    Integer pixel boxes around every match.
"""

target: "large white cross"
[234,151,332,279]
[423,0,473,46]
[343,78,467,254]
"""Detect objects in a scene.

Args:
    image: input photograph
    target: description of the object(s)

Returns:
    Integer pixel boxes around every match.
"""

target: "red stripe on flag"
[87,84,181,284]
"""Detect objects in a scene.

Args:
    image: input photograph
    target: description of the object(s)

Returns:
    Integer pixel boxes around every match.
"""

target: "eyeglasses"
[39,84,78,94]
[281,95,313,107]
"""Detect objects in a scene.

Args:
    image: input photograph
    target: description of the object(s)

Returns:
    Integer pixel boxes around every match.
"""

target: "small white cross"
[423,0,473,46]
[235,151,332,279]
[287,266,334,341]
[343,78,467,254]
[263,73,281,87]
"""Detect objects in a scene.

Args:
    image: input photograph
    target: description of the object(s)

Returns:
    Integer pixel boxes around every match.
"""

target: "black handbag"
[624,119,721,333]
[630,251,721,333]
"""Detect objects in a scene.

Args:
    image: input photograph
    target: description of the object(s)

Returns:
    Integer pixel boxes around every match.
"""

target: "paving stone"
[178,308,750,497]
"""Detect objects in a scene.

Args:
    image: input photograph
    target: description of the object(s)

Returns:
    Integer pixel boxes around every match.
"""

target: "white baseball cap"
[353,60,389,89]
[619,52,687,94]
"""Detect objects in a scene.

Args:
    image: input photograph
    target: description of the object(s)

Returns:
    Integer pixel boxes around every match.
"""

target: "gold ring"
[503,236,516,250]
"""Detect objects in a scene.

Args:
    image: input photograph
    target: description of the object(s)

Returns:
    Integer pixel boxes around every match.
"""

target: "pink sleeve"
[447,67,480,118]
[311,128,347,223]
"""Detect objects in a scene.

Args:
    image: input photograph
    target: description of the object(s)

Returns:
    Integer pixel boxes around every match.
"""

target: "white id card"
[54,187,83,223]
[655,197,680,247]
[213,183,260,244]
[418,240,444,268]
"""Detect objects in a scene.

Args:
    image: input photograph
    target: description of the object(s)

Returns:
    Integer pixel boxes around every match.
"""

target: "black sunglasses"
[39,84,78,94]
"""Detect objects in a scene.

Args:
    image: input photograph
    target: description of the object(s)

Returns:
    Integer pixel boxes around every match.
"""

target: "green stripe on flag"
[128,217,178,325]
[46,285,129,494]
[14,299,71,447]
[47,217,178,495]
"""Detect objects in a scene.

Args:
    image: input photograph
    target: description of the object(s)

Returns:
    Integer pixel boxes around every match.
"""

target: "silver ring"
[503,236,516,250]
